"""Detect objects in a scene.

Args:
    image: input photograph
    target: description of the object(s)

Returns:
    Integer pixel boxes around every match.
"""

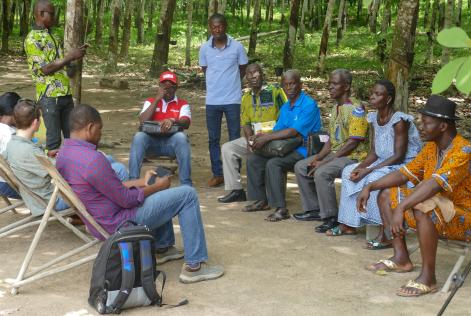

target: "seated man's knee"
[412,208,428,221]
[313,167,331,183]
[294,160,305,175]
[173,131,188,144]
[132,131,149,146]
[377,188,391,205]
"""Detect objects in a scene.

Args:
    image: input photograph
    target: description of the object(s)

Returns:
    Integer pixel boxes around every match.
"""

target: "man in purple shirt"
[56,104,224,284]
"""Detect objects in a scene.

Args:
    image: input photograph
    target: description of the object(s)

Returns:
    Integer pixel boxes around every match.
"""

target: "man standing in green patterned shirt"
[218,63,287,203]
[24,0,87,152]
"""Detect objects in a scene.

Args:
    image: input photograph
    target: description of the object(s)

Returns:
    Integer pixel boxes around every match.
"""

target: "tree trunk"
[426,0,439,63]
[1,0,10,52]
[95,0,104,46]
[280,0,285,25]
[336,0,347,45]
[185,0,193,66]
[8,0,16,34]
[248,0,261,56]
[19,0,30,37]
[369,0,381,33]
[120,0,133,58]
[218,0,226,14]
[356,0,362,22]
[64,0,85,103]
[209,0,218,17]
[135,0,145,44]
[455,0,462,26]
[246,0,251,21]
[387,0,419,113]
[380,0,391,33]
[149,0,177,76]
[317,0,335,72]
[106,0,120,72]
[441,0,454,65]
[282,0,301,69]
[438,1,445,30]
[147,0,155,33]
[423,0,430,28]
[268,0,274,24]
[299,0,308,42]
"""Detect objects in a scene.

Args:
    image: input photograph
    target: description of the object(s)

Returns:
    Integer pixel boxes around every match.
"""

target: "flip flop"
[365,259,414,273]
[364,239,393,250]
[396,280,438,297]
[265,210,290,222]
[325,225,357,236]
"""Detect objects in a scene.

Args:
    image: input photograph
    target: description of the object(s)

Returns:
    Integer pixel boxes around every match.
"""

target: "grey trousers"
[247,150,304,208]
[221,137,249,191]
[294,153,356,219]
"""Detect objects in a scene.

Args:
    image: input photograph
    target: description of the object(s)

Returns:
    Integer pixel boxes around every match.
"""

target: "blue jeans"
[0,181,21,199]
[55,156,129,211]
[128,131,192,186]
[134,186,208,265]
[206,104,241,177]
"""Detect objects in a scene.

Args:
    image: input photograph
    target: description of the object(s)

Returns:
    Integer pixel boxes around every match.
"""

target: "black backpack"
[88,221,165,314]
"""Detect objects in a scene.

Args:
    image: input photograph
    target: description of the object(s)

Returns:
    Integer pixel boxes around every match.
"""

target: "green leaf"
[437,27,471,48]
[432,57,468,94]
[455,56,471,95]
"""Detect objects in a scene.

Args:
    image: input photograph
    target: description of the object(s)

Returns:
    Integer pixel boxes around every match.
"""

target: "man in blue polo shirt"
[244,70,322,221]
[199,13,249,187]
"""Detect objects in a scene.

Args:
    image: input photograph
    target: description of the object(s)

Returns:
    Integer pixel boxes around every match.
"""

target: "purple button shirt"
[56,139,144,239]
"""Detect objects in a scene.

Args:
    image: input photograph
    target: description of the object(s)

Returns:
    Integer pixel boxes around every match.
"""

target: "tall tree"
[282,0,301,69]
[106,0,121,72]
[64,0,85,103]
[369,0,381,33]
[455,0,462,26]
[380,0,391,33]
[147,0,155,33]
[317,0,336,72]
[424,0,431,28]
[209,0,218,17]
[120,0,133,58]
[280,0,286,25]
[441,0,454,64]
[149,0,177,76]
[336,0,347,45]
[426,0,439,63]
[136,0,145,44]
[387,0,420,113]
[246,0,251,21]
[1,0,10,52]
[95,0,104,46]
[299,0,308,42]
[218,0,227,13]
[357,0,363,22]
[19,0,31,37]
[248,0,261,56]
[185,0,193,66]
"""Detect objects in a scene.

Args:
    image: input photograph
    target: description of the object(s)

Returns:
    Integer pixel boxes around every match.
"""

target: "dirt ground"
[0,58,470,316]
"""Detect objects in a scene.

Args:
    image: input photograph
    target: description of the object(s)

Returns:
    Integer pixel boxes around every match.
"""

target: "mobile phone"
[147,166,173,185]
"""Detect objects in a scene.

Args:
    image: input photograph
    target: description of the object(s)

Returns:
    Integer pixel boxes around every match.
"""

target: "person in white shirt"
[0,92,21,199]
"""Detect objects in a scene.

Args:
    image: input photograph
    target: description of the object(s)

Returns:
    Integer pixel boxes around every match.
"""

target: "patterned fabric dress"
[392,134,471,241]
[338,111,422,227]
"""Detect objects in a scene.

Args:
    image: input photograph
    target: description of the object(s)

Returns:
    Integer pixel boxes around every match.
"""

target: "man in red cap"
[129,71,192,186]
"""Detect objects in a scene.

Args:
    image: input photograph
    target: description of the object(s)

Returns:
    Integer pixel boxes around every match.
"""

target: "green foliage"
[432,27,471,95]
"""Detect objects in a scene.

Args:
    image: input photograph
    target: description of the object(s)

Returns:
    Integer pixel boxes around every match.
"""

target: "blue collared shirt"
[199,36,249,105]
[273,91,322,157]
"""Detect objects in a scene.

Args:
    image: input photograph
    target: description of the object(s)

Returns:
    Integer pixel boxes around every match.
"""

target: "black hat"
[418,95,460,121]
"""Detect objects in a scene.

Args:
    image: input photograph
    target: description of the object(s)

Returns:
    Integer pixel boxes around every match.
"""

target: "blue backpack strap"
[109,241,136,313]
[139,240,164,306]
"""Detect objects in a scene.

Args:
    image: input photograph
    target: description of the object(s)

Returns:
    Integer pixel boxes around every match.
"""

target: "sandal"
[242,200,270,212]
[396,280,437,297]
[365,259,414,273]
[265,208,290,222]
[364,239,393,250]
[325,225,357,236]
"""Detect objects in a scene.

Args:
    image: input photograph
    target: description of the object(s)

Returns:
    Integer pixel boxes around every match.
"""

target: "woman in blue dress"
[326,80,422,248]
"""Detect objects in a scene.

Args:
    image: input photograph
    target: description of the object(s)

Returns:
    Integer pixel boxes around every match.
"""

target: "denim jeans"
[0,181,21,199]
[206,104,241,177]
[39,95,74,150]
[128,131,192,186]
[55,156,129,211]
[134,186,208,265]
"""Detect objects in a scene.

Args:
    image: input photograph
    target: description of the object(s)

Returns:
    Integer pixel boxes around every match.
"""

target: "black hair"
[208,13,227,26]
[375,79,396,106]
[69,104,102,132]
[0,92,21,116]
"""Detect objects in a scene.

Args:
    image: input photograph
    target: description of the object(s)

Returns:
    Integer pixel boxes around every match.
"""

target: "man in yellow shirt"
[218,63,286,203]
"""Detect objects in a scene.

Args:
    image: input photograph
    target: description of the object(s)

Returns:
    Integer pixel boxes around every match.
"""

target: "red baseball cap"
[159,71,178,85]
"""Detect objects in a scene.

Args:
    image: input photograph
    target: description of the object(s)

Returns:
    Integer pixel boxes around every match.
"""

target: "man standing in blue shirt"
[244,70,322,221]
[199,13,249,187]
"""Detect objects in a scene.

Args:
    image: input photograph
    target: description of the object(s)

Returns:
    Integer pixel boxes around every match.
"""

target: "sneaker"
[208,176,224,187]
[179,263,224,284]
[155,246,184,264]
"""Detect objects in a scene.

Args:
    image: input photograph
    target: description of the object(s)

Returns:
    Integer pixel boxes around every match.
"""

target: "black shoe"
[218,190,247,203]
[293,210,322,221]
[314,217,338,233]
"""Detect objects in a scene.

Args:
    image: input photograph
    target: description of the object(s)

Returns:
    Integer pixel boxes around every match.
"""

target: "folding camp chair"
[3,155,109,294]
[408,233,471,293]
[0,160,26,232]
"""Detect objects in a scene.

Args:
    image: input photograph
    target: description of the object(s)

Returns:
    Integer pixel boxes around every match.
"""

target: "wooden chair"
[0,158,26,233]
[3,155,109,294]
